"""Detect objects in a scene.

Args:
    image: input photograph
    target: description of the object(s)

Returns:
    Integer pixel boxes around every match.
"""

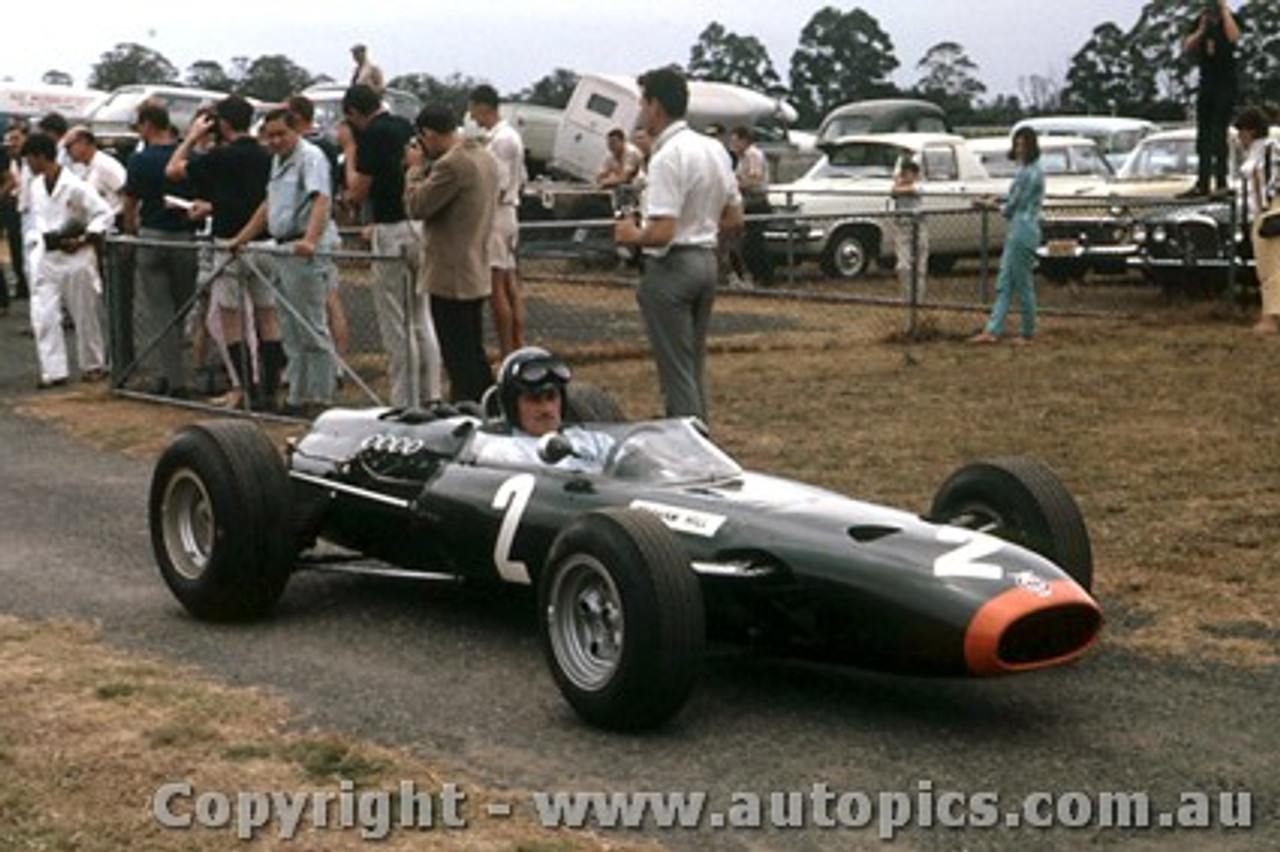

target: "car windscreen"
[812,142,905,179]
[90,91,149,123]
[603,420,741,484]
[1118,138,1197,180]
[92,90,217,130]
[820,115,873,141]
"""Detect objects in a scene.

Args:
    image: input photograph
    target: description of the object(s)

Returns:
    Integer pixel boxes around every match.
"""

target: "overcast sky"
[5,0,1153,112]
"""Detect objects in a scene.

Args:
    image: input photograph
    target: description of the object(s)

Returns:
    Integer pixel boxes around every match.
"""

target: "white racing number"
[933,526,1005,581]
[491,474,536,584]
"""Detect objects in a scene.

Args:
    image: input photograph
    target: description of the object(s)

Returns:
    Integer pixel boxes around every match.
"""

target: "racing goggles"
[514,359,571,388]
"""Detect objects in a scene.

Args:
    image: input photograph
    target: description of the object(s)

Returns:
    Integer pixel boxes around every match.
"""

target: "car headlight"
[1152,225,1168,243]
[1132,223,1148,243]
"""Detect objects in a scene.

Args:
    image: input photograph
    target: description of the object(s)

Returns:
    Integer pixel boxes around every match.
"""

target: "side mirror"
[537,432,578,465]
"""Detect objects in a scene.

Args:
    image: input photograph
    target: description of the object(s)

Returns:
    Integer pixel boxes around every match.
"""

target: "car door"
[918,143,1001,253]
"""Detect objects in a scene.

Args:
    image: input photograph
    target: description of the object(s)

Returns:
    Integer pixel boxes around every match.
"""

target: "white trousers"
[30,246,106,382]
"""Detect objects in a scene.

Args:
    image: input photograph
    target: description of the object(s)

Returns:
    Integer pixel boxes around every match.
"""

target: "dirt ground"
[9,305,1280,849]
[0,615,650,852]
[19,306,1280,666]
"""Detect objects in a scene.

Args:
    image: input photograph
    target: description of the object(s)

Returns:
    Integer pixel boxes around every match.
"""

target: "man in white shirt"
[64,126,127,222]
[21,132,114,387]
[349,44,386,96]
[728,125,774,287]
[613,66,743,421]
[468,84,527,357]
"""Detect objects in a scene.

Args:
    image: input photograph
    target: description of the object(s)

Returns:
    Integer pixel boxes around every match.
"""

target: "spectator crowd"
[0,63,767,423]
[0,75,542,417]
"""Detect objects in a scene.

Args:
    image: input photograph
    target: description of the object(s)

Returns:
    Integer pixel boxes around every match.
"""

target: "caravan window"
[585,93,618,120]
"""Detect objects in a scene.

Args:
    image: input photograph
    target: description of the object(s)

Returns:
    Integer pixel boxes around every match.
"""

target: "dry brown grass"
[18,310,1280,669]
[0,614,652,851]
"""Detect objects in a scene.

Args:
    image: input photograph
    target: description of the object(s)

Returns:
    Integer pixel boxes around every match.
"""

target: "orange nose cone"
[964,579,1103,676]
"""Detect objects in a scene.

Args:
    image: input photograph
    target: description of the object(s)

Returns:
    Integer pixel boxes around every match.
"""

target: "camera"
[42,220,88,252]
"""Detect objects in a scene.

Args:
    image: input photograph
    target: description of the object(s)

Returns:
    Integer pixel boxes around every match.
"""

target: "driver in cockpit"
[477,346,614,471]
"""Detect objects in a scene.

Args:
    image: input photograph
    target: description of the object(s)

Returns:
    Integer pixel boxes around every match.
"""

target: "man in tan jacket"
[404,104,498,403]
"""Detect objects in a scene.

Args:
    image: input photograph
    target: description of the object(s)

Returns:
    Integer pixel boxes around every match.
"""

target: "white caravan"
[0,83,105,128]
[550,73,798,183]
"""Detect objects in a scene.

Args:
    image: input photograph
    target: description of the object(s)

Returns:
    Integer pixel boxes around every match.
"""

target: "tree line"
[39,0,1280,128]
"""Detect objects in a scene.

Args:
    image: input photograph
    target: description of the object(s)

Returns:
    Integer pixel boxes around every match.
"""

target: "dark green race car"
[149,389,1102,731]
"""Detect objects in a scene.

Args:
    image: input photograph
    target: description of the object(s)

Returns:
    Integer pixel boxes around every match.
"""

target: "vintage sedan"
[1130,198,1255,297]
[1037,127,1233,283]
[765,133,1007,279]
[149,390,1102,731]
[967,134,1114,197]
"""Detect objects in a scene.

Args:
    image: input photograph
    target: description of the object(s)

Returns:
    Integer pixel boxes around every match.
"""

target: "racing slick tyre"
[148,420,294,621]
[819,227,874,279]
[929,457,1093,591]
[565,383,626,423]
[539,508,704,731]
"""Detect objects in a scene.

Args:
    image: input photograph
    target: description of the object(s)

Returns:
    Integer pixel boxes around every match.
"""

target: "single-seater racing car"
[148,385,1103,731]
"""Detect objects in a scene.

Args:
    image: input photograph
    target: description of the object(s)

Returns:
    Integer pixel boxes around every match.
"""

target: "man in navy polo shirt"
[121,102,200,396]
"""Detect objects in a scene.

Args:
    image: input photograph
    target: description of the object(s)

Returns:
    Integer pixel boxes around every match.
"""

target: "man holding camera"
[1183,0,1240,197]
[20,132,113,389]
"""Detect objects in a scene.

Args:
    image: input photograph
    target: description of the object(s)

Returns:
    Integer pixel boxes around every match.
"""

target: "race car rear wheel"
[149,420,294,621]
[540,508,704,730]
[929,457,1093,591]
[565,383,626,423]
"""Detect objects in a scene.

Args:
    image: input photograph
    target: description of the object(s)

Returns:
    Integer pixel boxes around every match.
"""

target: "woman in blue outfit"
[970,127,1045,344]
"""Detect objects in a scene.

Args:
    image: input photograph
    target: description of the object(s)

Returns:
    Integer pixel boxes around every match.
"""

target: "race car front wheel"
[148,420,294,621]
[929,457,1093,591]
[540,508,704,731]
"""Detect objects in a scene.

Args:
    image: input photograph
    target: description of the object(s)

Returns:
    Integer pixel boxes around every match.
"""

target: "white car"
[87,85,244,161]
[296,83,422,135]
[967,135,1114,197]
[1102,126,1230,198]
[765,132,1006,279]
[1011,116,1159,171]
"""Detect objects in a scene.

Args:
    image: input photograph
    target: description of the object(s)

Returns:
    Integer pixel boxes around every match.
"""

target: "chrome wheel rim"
[161,470,215,581]
[546,554,624,691]
[835,237,866,277]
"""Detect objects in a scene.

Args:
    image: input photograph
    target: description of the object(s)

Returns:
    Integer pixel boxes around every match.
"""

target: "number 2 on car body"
[934,526,1005,581]
[492,474,537,584]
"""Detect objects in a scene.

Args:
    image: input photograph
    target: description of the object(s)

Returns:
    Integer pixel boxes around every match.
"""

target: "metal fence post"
[907,212,921,338]
[783,188,796,287]
[1226,190,1240,307]
[402,244,421,409]
[978,203,992,302]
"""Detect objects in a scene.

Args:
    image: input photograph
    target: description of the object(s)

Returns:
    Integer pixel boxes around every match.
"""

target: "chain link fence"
[95,187,1254,416]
